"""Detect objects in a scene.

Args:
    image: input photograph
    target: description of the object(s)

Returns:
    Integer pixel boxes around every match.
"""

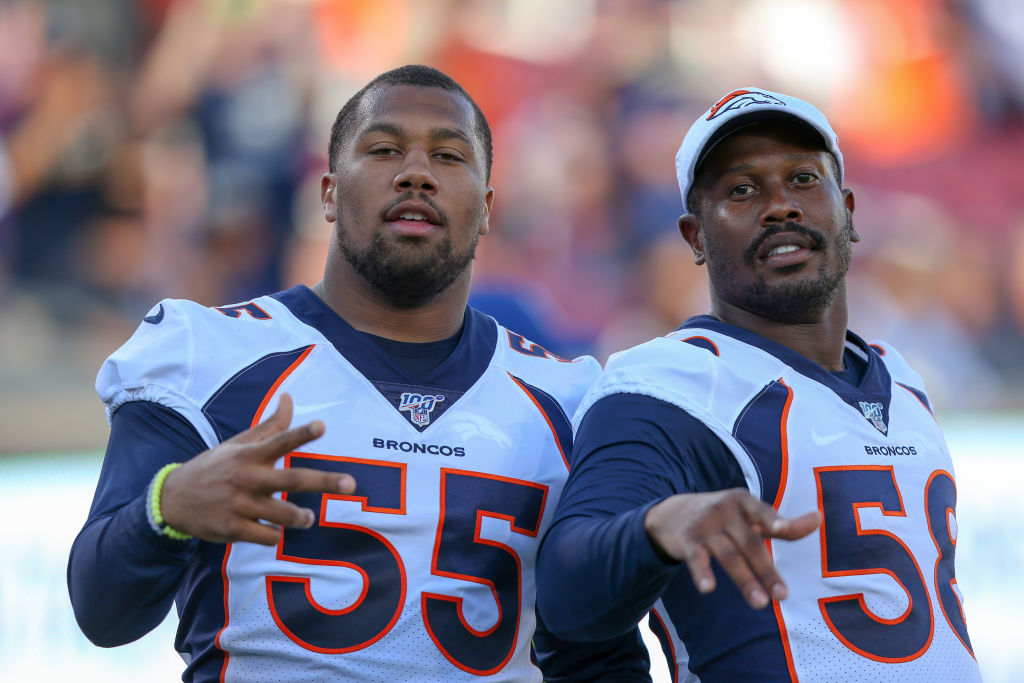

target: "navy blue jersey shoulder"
[203,345,314,442]
[512,376,574,466]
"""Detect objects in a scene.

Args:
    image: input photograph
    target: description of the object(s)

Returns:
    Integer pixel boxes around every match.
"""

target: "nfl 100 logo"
[859,401,888,434]
[399,392,445,426]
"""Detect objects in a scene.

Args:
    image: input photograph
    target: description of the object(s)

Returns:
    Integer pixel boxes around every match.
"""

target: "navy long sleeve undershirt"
[536,392,745,642]
[68,401,206,647]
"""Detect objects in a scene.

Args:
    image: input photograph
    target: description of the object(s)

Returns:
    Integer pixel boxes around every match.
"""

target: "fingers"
[235,472,356,539]
[723,494,816,606]
[180,471,355,544]
[230,519,287,547]
[768,510,822,540]
[680,542,716,595]
[717,516,785,608]
[160,391,360,544]
[233,394,328,465]
[239,495,316,531]
[232,393,294,445]
[251,419,326,462]
[250,465,356,496]
[649,490,821,610]
[682,528,778,609]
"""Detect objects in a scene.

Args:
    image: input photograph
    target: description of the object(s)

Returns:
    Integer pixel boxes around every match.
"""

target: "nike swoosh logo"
[143,304,165,325]
[291,400,343,417]
[810,428,845,446]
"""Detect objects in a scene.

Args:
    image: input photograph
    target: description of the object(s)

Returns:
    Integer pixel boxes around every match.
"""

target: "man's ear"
[479,186,494,236]
[321,173,337,223]
[843,188,860,243]
[679,214,706,265]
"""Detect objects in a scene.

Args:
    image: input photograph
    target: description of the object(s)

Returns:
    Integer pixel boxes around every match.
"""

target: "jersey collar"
[679,315,893,434]
[271,285,498,393]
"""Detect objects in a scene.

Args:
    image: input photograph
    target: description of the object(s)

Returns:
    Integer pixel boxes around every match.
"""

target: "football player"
[69,65,648,682]
[536,88,983,682]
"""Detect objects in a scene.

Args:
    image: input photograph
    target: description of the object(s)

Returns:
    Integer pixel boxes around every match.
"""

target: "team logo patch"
[707,89,785,120]
[859,401,888,434]
[143,303,165,325]
[399,392,445,427]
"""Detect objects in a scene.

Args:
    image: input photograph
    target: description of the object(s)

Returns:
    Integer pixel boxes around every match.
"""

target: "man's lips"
[760,242,813,268]
[385,200,441,224]
[746,223,826,266]
[384,200,442,236]
[757,233,813,263]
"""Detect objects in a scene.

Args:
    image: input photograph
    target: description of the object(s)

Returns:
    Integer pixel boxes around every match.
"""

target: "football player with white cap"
[537,88,982,682]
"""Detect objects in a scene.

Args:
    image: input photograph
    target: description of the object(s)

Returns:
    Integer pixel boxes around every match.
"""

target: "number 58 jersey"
[96,285,601,682]
[588,316,982,682]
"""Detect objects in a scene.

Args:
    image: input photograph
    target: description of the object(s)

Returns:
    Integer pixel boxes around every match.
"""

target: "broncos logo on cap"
[707,89,786,120]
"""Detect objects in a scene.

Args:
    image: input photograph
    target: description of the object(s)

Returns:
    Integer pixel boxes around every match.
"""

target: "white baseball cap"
[675,87,843,213]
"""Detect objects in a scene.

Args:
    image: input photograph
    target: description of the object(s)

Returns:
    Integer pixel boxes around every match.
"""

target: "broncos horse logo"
[707,89,786,120]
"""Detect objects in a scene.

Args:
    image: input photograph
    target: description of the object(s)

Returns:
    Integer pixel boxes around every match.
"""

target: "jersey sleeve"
[95,299,228,446]
[869,340,935,411]
[68,400,208,646]
[493,322,603,424]
[535,393,744,642]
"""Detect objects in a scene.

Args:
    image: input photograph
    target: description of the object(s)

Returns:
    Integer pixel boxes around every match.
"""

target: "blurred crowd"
[1,0,1023,453]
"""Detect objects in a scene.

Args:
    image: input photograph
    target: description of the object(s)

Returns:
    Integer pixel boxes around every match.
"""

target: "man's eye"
[434,151,463,162]
[729,183,754,197]
[793,172,817,184]
[370,147,400,156]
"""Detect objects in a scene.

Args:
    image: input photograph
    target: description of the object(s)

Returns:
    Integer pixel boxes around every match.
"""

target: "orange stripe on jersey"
[772,379,794,511]
[251,345,316,427]
[507,372,570,471]
[217,344,316,682]
[648,607,680,683]
[767,378,798,681]
[770,570,800,683]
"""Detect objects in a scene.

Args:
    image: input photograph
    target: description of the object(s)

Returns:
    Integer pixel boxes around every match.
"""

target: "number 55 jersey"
[74,285,601,682]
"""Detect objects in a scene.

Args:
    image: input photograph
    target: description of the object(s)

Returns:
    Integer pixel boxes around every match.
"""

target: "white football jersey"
[97,285,600,682]
[578,316,982,682]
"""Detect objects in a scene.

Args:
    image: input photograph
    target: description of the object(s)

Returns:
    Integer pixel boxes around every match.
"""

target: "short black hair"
[327,65,493,180]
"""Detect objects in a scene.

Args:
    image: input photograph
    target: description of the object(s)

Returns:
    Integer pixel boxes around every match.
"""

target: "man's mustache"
[744,221,827,264]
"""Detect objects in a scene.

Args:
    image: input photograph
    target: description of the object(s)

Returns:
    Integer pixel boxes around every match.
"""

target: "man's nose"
[760,183,802,224]
[394,150,438,194]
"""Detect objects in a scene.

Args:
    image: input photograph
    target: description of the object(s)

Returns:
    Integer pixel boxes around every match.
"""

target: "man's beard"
[707,216,854,323]
[336,223,479,309]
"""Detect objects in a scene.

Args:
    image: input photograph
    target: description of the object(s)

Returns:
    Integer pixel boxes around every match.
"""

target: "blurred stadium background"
[0,0,1021,680]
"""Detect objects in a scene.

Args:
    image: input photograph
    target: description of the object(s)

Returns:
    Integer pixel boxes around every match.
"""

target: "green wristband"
[145,463,193,541]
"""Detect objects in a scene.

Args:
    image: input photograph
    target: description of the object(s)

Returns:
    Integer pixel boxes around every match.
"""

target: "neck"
[710,291,849,372]
[313,267,470,344]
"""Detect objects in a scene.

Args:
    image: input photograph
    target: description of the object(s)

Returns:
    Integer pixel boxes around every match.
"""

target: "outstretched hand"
[644,488,820,609]
[160,394,355,545]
